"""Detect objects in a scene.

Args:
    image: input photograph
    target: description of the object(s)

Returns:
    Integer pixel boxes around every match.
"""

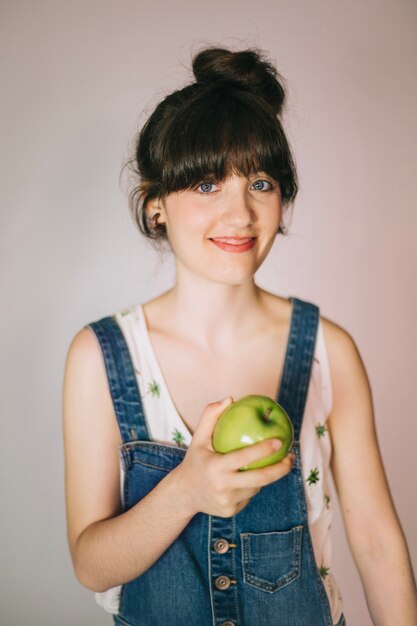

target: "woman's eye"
[196,181,218,193]
[251,179,273,191]
[194,178,273,193]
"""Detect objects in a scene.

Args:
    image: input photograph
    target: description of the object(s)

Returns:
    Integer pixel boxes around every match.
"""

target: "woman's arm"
[62,328,196,593]
[322,318,417,626]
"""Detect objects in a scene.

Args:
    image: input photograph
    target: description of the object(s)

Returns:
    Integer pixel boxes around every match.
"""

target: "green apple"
[212,394,294,471]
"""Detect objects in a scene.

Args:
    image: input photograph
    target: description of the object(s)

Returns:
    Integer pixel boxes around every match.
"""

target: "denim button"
[213,538,230,554]
[220,622,235,626]
[214,575,234,590]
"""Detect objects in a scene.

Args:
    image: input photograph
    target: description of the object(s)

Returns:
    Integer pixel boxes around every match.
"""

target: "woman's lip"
[210,237,256,243]
[210,238,257,253]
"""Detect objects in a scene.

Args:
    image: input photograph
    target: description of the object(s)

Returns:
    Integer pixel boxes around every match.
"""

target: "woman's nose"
[220,189,255,227]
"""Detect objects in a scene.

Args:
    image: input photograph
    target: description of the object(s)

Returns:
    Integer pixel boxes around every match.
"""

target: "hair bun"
[192,46,286,115]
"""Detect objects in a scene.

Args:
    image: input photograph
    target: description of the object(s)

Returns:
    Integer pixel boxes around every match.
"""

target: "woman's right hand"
[175,396,296,518]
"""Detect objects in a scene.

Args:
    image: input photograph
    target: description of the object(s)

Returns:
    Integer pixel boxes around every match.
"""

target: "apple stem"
[263,408,272,422]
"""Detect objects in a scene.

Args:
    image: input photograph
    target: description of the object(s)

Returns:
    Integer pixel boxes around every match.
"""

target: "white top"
[94,303,344,625]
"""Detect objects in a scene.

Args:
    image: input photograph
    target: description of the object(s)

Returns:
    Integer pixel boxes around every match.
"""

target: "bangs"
[156,85,295,200]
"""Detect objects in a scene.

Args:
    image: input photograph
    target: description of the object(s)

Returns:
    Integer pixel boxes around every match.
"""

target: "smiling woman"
[144,168,283,287]
[123,47,298,249]
[62,44,417,626]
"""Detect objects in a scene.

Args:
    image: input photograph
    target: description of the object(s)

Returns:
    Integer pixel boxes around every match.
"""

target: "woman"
[62,46,417,625]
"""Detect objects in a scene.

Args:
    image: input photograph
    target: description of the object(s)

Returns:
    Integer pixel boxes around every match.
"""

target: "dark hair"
[124,46,299,249]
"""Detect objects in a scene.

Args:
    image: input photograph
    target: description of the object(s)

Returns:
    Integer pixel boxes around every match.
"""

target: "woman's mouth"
[209,237,257,253]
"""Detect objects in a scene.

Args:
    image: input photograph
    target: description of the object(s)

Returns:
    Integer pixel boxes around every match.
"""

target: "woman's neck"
[151,280,272,355]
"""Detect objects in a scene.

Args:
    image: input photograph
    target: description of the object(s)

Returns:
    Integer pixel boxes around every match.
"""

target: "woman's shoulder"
[319,313,359,373]
[63,325,122,443]
[263,290,347,338]
[64,303,140,385]
[64,325,112,401]
[318,311,371,438]
[266,291,361,389]
[267,290,355,355]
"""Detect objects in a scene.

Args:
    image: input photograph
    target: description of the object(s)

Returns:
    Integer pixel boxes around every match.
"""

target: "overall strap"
[85,316,151,444]
[277,297,320,442]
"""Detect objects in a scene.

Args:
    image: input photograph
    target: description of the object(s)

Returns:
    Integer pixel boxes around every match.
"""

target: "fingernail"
[220,396,232,404]
[271,439,282,450]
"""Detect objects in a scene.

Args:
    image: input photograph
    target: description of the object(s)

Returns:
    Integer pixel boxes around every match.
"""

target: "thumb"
[194,396,233,448]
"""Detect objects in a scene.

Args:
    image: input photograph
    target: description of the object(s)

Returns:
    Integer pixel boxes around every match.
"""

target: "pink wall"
[1,1,416,624]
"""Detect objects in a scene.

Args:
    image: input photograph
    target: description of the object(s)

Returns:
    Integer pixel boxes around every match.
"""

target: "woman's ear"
[147,197,166,226]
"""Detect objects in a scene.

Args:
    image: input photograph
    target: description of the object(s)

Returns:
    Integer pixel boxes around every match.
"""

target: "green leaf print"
[324,494,330,509]
[147,380,161,397]
[319,565,330,578]
[172,428,187,447]
[315,423,328,438]
[306,467,320,485]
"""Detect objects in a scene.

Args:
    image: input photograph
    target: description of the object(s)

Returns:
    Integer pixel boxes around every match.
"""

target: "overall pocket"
[240,525,303,593]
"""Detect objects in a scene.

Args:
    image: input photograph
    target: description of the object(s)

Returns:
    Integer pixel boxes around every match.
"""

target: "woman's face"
[152,171,282,285]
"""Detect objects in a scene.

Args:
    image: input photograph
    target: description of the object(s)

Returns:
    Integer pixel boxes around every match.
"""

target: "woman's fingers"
[218,437,296,489]
[233,451,296,489]
[193,397,234,448]
[221,437,283,471]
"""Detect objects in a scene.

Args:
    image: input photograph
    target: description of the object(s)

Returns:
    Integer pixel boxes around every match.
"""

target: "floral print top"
[95,302,344,625]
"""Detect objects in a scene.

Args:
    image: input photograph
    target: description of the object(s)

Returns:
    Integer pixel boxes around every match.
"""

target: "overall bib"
[87,296,346,626]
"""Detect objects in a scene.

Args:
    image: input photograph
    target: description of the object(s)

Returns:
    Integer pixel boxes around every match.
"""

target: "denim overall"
[87,296,346,626]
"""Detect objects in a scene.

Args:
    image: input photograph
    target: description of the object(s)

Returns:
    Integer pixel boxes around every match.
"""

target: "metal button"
[220,622,236,626]
[214,575,234,590]
[213,538,230,554]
